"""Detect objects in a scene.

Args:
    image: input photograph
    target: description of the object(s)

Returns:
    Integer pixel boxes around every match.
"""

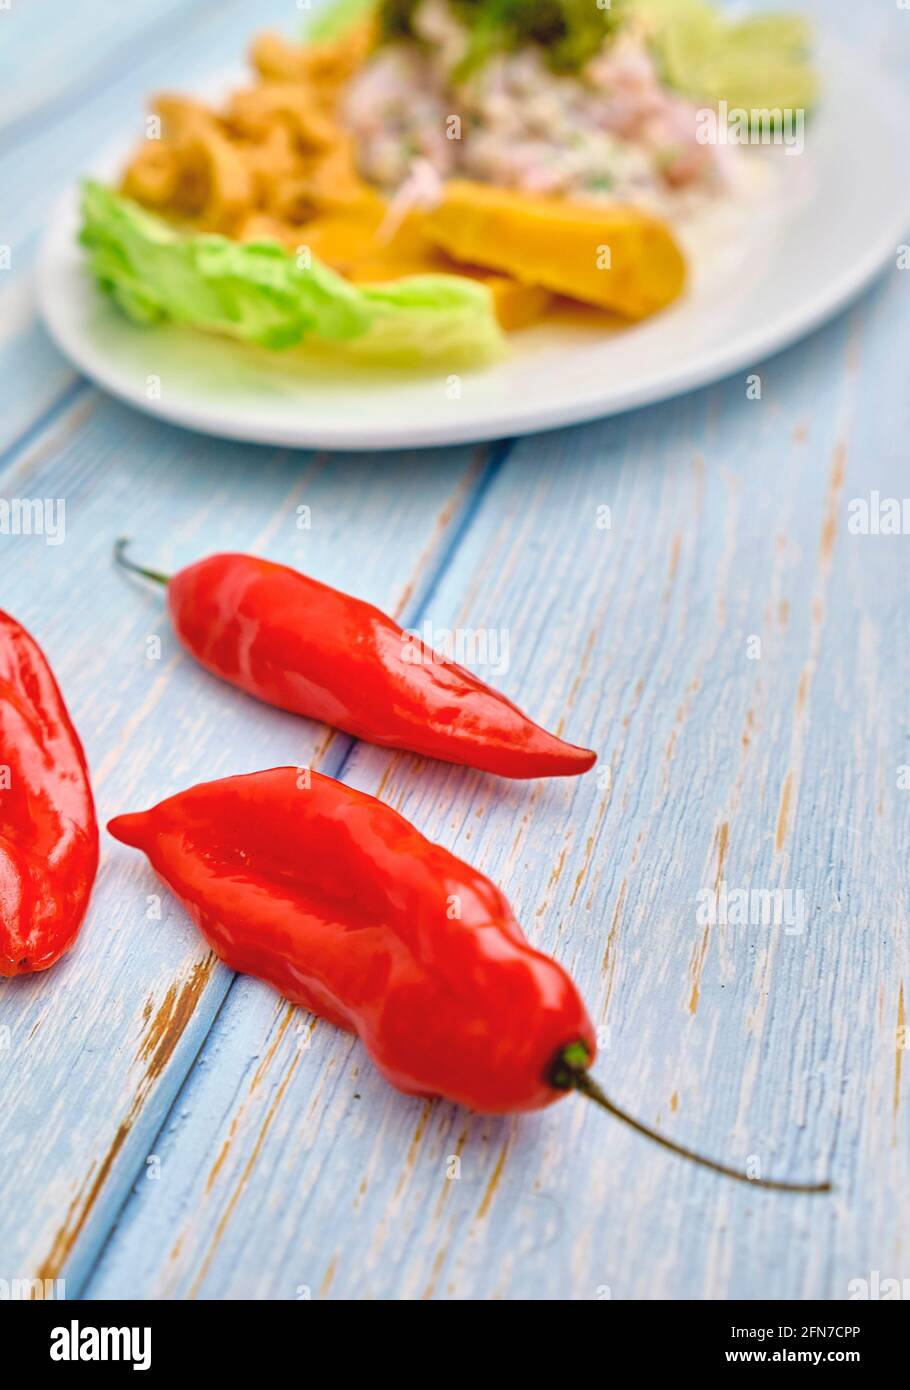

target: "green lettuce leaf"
[79,181,503,365]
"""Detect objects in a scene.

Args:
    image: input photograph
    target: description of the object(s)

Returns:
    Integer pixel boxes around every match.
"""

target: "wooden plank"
[0,0,238,134]
[86,270,909,1299]
[0,392,494,1294]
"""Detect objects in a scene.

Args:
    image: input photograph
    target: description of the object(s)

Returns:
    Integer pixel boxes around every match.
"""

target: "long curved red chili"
[0,610,99,975]
[114,540,596,780]
[109,768,829,1190]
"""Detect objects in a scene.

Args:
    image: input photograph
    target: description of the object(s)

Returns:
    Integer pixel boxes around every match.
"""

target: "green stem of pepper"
[114,537,170,587]
[550,1043,831,1194]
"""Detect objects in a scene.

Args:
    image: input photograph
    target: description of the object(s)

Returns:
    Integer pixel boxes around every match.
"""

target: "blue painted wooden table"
[1,0,908,1302]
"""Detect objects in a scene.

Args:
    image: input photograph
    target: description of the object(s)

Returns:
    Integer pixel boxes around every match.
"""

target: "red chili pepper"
[109,768,829,1190]
[114,540,596,780]
[0,611,99,975]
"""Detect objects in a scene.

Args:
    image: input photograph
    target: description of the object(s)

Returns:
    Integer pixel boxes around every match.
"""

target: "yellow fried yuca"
[424,181,686,319]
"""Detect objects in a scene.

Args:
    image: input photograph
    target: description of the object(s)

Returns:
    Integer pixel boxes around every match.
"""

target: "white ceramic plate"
[37,36,910,452]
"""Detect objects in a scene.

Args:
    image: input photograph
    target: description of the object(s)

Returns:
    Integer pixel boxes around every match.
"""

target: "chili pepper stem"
[114,537,170,587]
[550,1044,831,1194]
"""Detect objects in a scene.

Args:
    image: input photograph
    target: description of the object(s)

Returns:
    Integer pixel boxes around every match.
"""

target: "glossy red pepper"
[110,767,594,1111]
[109,768,829,1190]
[114,541,596,780]
[0,610,99,975]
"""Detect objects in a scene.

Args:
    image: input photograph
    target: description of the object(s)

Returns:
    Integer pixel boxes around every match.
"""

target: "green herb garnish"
[381,0,620,77]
